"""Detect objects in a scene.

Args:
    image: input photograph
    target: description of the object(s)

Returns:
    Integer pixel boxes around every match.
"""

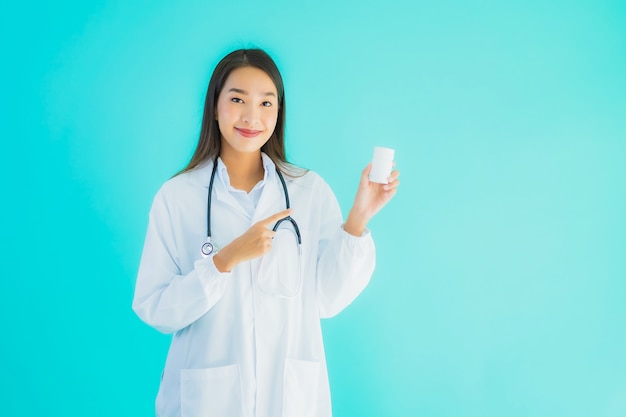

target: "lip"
[235,127,262,138]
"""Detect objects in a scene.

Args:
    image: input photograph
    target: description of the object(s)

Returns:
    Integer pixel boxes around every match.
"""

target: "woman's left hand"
[343,163,400,236]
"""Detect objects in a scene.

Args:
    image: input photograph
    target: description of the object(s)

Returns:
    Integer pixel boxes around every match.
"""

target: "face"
[215,66,279,157]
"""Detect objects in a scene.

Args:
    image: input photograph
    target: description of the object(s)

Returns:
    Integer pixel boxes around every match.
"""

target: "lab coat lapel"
[213,180,250,220]
[189,159,250,221]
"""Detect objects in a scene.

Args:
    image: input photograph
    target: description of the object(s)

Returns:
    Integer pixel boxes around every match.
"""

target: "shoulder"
[152,161,212,207]
[285,168,336,200]
[287,168,326,187]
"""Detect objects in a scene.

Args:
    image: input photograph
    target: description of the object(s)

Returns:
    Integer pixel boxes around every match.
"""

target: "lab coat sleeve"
[315,179,376,318]
[132,189,231,334]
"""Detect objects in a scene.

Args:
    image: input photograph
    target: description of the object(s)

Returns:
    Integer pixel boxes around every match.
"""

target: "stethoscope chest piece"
[201,237,217,258]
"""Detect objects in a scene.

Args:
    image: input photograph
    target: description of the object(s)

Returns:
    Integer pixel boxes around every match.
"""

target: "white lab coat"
[133,154,375,417]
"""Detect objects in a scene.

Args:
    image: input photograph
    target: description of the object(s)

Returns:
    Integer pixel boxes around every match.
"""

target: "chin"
[233,145,264,154]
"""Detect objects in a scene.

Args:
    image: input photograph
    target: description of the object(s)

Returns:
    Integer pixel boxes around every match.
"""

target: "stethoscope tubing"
[202,157,302,257]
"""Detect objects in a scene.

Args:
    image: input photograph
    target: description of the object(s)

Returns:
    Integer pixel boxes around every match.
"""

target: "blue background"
[1,1,625,416]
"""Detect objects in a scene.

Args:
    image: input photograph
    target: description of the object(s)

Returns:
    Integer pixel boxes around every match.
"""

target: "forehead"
[221,66,277,95]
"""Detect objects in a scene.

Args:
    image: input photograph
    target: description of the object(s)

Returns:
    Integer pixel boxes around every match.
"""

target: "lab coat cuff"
[194,255,232,281]
[339,223,372,239]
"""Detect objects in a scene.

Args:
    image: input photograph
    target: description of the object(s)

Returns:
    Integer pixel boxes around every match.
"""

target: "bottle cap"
[373,146,395,160]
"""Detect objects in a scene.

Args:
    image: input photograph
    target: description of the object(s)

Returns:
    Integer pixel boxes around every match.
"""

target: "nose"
[241,103,260,126]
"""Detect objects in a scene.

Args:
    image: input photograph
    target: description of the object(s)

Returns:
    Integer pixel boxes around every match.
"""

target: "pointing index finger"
[258,209,293,227]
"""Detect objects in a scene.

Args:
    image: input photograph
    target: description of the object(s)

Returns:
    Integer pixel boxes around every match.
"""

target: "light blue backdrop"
[1,1,625,416]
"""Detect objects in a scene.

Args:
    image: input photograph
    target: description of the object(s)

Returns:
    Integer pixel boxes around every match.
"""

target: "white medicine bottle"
[369,146,395,184]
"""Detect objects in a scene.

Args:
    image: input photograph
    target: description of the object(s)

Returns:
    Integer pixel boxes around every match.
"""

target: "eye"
[262,101,273,107]
[231,97,243,103]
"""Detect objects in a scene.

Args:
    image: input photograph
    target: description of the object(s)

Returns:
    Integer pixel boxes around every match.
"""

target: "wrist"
[344,209,369,236]
[213,247,236,272]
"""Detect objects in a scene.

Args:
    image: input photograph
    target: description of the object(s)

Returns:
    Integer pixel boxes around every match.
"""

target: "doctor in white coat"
[133,48,400,417]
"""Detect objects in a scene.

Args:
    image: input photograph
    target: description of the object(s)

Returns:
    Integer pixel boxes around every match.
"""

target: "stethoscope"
[200,158,303,298]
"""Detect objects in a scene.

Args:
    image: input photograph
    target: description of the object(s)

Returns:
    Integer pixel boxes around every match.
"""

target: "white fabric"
[216,154,271,215]
[133,153,376,417]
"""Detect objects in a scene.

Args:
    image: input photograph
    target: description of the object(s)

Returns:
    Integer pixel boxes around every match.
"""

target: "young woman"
[133,48,400,417]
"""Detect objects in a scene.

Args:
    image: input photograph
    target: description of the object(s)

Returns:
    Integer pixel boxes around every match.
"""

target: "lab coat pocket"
[283,358,320,417]
[180,365,243,417]
[258,225,305,298]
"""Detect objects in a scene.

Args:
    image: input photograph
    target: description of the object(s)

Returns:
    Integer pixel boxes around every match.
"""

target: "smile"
[235,128,262,138]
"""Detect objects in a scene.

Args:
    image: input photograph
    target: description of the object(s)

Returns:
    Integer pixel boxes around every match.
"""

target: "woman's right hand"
[212,208,293,272]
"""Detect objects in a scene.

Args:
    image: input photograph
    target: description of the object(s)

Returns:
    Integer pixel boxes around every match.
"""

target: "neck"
[220,150,264,192]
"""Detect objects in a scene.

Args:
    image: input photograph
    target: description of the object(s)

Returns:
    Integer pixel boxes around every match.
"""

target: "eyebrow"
[228,88,276,97]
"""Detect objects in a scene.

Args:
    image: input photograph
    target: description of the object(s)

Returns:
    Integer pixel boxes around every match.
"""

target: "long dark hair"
[177,48,301,176]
